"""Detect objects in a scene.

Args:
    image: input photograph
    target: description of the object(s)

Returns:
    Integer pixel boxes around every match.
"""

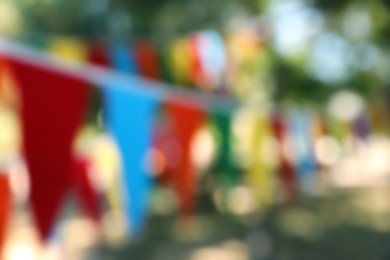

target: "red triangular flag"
[165,98,205,216]
[88,43,110,68]
[7,59,88,239]
[189,34,206,88]
[135,41,160,80]
[0,173,10,254]
[272,111,298,201]
[72,155,100,221]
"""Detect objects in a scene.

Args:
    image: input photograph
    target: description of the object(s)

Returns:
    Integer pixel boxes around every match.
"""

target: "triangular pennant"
[7,58,88,239]
[50,39,102,222]
[189,34,206,89]
[103,82,158,235]
[165,98,205,216]
[211,113,235,188]
[353,112,371,139]
[48,38,87,62]
[158,46,173,83]
[109,42,138,74]
[135,41,160,80]
[88,43,110,68]
[368,103,387,135]
[289,110,317,185]
[169,39,191,86]
[327,113,349,142]
[312,111,328,139]
[288,110,319,196]
[272,110,297,201]
[197,31,227,90]
[247,113,275,209]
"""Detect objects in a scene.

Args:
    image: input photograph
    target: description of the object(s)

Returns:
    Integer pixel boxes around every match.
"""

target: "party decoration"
[327,113,349,144]
[102,58,158,236]
[48,38,87,62]
[247,114,275,208]
[166,98,205,216]
[289,110,317,188]
[4,35,390,242]
[169,39,191,86]
[272,110,297,201]
[104,41,159,235]
[197,31,227,90]
[110,42,138,74]
[51,39,102,221]
[158,46,173,83]
[189,34,206,89]
[88,43,110,68]
[135,41,160,80]
[312,111,328,140]
[7,58,88,239]
[353,112,371,140]
[368,103,388,135]
[212,113,235,187]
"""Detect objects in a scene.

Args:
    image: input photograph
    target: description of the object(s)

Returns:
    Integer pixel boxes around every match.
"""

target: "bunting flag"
[189,34,206,89]
[71,155,100,221]
[50,40,102,222]
[368,103,388,135]
[48,38,87,62]
[135,41,160,80]
[311,112,329,170]
[353,112,371,140]
[104,42,159,235]
[289,110,317,189]
[158,46,173,83]
[0,173,10,254]
[212,113,235,187]
[327,113,348,143]
[272,110,297,201]
[103,85,157,235]
[312,111,328,140]
[7,58,88,239]
[211,113,237,212]
[88,42,110,68]
[197,31,227,90]
[327,113,351,156]
[247,114,275,209]
[169,39,191,86]
[166,98,205,216]
[5,36,390,240]
[109,42,138,74]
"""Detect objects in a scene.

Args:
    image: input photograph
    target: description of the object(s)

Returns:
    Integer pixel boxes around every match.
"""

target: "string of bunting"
[0,35,388,249]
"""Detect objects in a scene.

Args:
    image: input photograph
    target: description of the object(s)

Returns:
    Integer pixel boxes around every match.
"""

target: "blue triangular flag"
[103,42,157,235]
[289,109,317,186]
[109,41,138,74]
[103,83,157,235]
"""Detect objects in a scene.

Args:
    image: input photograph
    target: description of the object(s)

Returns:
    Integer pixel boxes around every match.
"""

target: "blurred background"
[1,0,390,259]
